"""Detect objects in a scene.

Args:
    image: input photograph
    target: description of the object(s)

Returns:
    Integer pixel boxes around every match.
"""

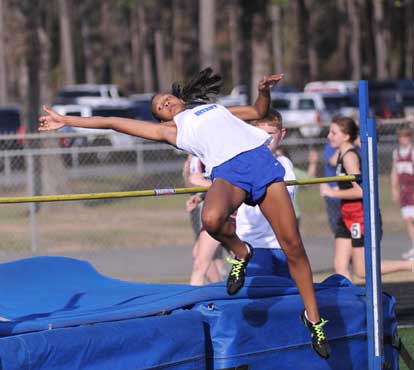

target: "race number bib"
[350,223,362,239]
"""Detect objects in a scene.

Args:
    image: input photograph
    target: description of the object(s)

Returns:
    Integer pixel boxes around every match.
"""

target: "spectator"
[276,146,318,226]
[183,154,224,285]
[391,127,414,260]
[323,117,342,235]
[236,111,295,278]
[320,117,414,280]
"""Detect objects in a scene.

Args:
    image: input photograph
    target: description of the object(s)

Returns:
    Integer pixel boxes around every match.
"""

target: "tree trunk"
[100,0,112,83]
[269,3,283,75]
[335,0,348,77]
[347,0,361,80]
[250,3,270,101]
[405,1,414,78]
[58,0,75,85]
[228,0,241,88]
[137,3,154,92]
[154,29,168,92]
[239,0,255,101]
[130,4,142,91]
[199,0,216,69]
[172,0,185,82]
[372,0,388,78]
[80,16,95,84]
[305,0,317,80]
[293,0,310,87]
[0,0,7,104]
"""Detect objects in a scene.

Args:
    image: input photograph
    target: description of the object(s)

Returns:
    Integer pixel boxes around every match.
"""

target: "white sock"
[305,310,317,324]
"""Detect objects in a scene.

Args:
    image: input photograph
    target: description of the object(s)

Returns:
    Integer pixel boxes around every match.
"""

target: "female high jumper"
[39,68,330,359]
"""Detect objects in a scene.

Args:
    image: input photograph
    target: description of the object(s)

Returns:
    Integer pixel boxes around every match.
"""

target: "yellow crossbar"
[0,175,360,204]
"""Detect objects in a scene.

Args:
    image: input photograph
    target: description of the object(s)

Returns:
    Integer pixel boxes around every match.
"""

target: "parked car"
[368,80,414,119]
[0,106,25,171]
[271,92,358,137]
[0,106,24,150]
[128,93,157,121]
[53,104,138,164]
[52,84,123,105]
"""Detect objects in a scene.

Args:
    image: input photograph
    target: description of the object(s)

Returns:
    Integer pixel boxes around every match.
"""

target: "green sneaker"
[226,242,253,295]
[301,310,330,359]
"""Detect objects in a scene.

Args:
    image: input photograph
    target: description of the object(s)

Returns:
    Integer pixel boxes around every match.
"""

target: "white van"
[271,91,359,137]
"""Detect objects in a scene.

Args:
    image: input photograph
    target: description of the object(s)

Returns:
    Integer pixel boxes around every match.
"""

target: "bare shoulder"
[342,150,360,173]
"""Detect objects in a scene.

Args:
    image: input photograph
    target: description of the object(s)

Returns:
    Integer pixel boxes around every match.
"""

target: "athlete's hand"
[308,149,319,164]
[258,74,284,92]
[320,183,333,197]
[186,194,202,212]
[38,105,65,131]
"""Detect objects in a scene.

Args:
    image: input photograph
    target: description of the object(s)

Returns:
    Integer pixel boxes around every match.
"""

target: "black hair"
[172,67,222,106]
[151,67,222,121]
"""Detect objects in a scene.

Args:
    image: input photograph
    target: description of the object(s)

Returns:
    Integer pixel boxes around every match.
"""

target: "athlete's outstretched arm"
[228,73,283,121]
[39,106,177,145]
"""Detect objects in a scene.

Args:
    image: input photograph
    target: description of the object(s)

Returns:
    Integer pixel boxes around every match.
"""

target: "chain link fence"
[0,120,412,282]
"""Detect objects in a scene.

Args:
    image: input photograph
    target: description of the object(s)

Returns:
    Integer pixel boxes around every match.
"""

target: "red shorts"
[341,200,364,235]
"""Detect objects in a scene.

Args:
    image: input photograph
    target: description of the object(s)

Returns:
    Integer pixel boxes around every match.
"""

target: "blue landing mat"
[0,256,344,336]
[0,256,400,370]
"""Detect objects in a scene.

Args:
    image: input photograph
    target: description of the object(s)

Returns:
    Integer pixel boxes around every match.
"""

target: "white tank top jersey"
[174,104,271,173]
[189,155,211,178]
[235,155,296,249]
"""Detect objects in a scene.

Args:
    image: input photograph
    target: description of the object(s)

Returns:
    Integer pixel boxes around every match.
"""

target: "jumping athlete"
[39,68,330,358]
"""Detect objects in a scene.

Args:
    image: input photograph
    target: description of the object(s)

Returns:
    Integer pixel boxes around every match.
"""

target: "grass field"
[399,326,414,370]
[0,173,409,257]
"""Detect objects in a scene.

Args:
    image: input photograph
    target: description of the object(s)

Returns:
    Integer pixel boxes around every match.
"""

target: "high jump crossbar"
[0,175,360,204]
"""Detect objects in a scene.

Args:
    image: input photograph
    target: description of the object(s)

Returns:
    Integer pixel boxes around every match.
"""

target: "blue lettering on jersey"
[194,104,218,116]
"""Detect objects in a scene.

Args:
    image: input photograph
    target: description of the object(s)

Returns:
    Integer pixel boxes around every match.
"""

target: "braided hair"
[151,67,223,121]
[171,67,222,106]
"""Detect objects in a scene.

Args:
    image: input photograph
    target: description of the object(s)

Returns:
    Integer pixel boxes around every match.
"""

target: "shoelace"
[226,256,245,277]
[312,318,328,342]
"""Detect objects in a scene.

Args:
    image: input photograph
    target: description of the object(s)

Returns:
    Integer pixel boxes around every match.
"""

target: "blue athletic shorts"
[246,248,291,279]
[211,145,285,206]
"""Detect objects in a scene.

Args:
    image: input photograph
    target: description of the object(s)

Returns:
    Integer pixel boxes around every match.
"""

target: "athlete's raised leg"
[201,178,247,258]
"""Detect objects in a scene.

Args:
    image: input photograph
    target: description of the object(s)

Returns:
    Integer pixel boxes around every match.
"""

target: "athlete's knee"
[201,209,225,235]
[281,236,306,261]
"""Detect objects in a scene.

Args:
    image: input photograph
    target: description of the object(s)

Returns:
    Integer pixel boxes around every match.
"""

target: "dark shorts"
[211,145,285,206]
[335,217,364,247]
[335,213,383,248]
